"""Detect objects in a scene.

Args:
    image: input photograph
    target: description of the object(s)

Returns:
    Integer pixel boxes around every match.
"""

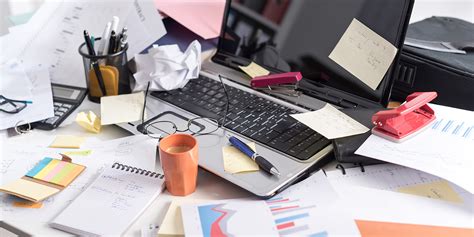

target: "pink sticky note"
[155,0,226,39]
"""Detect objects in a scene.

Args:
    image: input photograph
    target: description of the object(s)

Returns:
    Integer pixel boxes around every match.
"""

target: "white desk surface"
[1,1,471,235]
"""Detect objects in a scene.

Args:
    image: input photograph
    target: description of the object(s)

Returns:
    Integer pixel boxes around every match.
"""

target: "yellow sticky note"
[76,111,101,133]
[238,62,270,79]
[49,135,86,149]
[329,18,398,90]
[158,199,206,237]
[63,150,92,156]
[0,179,60,202]
[397,180,463,203]
[100,92,145,125]
[12,201,43,209]
[222,142,259,174]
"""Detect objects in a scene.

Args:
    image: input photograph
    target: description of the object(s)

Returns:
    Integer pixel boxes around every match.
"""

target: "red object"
[277,222,295,230]
[262,0,290,24]
[371,92,438,142]
[251,72,302,88]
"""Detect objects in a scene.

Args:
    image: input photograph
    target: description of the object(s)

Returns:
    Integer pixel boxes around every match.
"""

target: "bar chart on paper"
[266,197,328,237]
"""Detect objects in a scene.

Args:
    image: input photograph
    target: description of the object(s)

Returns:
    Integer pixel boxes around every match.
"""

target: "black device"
[32,84,87,130]
[392,17,474,111]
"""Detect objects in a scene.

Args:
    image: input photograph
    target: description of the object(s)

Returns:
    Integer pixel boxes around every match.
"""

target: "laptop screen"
[214,0,413,107]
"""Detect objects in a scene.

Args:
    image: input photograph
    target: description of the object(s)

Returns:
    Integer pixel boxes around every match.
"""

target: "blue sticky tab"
[25,157,53,177]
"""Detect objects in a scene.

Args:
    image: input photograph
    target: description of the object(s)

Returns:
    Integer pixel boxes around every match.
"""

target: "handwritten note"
[239,62,270,79]
[329,18,398,90]
[222,142,259,174]
[49,135,86,149]
[100,92,145,125]
[291,104,369,139]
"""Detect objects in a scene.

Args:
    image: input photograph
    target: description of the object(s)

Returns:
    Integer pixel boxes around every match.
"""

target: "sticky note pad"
[291,104,369,139]
[26,157,86,187]
[49,135,86,149]
[0,179,60,202]
[100,92,145,125]
[76,111,101,133]
[223,142,259,174]
[239,62,270,79]
[329,18,398,90]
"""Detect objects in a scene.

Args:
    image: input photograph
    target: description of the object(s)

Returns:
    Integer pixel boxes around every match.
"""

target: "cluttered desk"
[1,0,473,236]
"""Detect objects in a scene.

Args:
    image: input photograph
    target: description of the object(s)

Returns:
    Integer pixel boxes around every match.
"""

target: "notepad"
[0,156,85,202]
[50,163,165,236]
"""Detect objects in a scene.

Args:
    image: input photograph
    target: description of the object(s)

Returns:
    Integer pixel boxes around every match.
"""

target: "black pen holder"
[78,38,131,103]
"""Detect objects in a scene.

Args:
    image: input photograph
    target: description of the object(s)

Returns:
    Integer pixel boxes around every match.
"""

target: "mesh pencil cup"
[78,38,131,103]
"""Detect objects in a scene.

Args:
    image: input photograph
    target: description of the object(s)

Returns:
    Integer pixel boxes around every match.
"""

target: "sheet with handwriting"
[329,18,398,90]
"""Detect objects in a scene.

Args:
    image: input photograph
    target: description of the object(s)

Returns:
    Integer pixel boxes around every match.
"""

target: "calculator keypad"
[43,102,74,125]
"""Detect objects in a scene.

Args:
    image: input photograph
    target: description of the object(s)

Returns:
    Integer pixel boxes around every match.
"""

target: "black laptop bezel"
[211,0,414,108]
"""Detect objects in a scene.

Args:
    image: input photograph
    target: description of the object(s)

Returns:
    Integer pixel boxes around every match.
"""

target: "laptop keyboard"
[150,75,330,161]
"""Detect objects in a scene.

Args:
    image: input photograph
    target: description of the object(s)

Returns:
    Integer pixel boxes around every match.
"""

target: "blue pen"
[227,135,280,176]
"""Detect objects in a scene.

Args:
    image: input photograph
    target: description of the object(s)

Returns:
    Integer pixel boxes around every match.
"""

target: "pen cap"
[78,38,131,103]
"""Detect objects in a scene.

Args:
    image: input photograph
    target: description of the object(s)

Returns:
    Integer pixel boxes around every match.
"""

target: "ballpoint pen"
[108,31,116,54]
[84,30,107,96]
[227,135,281,176]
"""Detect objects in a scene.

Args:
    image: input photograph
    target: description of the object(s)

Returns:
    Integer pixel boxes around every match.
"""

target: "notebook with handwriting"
[50,163,165,236]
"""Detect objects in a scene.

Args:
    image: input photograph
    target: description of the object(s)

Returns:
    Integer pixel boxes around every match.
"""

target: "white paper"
[0,65,54,130]
[133,40,201,92]
[334,185,474,229]
[325,163,472,204]
[329,18,398,90]
[356,104,474,194]
[1,0,166,87]
[83,135,157,171]
[0,60,33,101]
[100,92,145,125]
[291,104,369,139]
[0,135,157,221]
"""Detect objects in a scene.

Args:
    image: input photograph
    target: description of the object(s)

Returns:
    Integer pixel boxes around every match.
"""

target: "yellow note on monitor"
[239,62,270,79]
[100,92,145,125]
[397,180,463,203]
[49,135,86,149]
[76,111,101,133]
[222,142,259,174]
[329,18,398,90]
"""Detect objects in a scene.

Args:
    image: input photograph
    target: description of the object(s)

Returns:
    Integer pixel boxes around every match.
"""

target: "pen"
[98,22,112,55]
[84,30,107,96]
[120,28,128,50]
[227,135,280,176]
[108,31,116,54]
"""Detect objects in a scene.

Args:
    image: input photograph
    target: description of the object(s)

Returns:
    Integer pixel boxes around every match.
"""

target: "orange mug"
[159,134,199,196]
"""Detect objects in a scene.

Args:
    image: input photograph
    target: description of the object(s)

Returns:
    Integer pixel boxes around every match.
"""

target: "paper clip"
[250,72,302,97]
[371,92,437,143]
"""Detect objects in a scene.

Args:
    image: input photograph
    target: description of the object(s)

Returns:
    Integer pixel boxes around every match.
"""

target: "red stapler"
[371,92,438,142]
[250,72,302,96]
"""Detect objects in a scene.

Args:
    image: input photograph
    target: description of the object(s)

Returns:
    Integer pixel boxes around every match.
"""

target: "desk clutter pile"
[1,0,474,236]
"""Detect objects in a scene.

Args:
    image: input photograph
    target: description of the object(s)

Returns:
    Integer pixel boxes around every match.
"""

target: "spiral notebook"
[50,163,165,236]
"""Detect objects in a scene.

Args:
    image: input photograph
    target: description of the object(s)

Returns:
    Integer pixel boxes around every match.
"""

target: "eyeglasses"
[0,95,30,114]
[139,75,230,140]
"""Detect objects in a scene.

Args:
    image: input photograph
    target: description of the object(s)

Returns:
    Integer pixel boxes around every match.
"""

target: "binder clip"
[250,72,302,97]
[371,92,438,143]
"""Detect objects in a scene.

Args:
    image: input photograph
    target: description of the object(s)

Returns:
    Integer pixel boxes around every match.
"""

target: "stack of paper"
[0,60,54,130]
[0,0,167,88]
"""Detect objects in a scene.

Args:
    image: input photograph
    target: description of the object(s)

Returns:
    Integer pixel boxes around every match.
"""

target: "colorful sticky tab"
[25,157,85,187]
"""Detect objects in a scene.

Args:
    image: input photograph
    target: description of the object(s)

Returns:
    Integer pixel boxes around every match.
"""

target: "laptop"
[119,0,414,197]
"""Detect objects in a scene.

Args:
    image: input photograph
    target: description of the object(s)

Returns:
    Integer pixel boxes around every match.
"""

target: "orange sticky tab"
[356,220,474,237]
[12,201,43,209]
[57,164,85,187]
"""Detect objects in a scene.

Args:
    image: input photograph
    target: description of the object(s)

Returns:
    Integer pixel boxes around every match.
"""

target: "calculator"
[32,84,87,130]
